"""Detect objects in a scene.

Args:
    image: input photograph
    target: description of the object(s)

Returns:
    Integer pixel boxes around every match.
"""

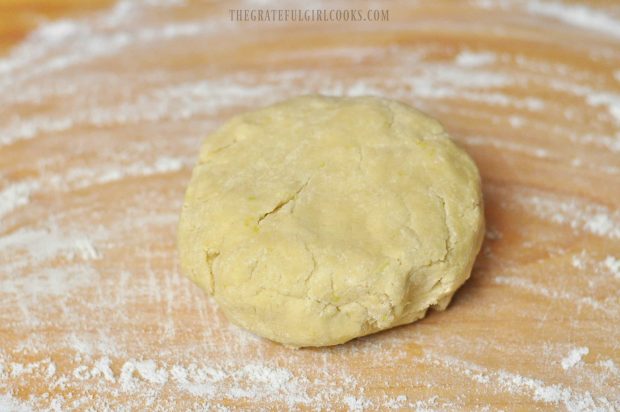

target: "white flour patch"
[561,347,589,370]
[73,365,91,380]
[92,357,116,383]
[597,359,620,377]
[344,395,372,411]
[0,61,519,146]
[603,256,620,279]
[0,265,99,297]
[133,360,169,385]
[586,92,620,124]
[485,227,503,240]
[509,115,525,128]
[0,395,30,412]
[11,363,25,377]
[384,394,408,409]
[571,251,587,270]
[512,190,620,239]
[455,50,497,67]
[119,360,138,392]
[0,1,223,91]
[462,135,550,158]
[0,117,76,146]
[571,258,586,272]
[0,180,41,223]
[428,353,615,411]
[46,156,190,191]
[579,133,620,154]
[548,80,620,126]
[0,353,439,411]
[492,276,615,316]
[0,95,213,145]
[570,250,620,281]
[0,19,82,75]
[0,227,101,264]
[47,362,57,379]
[526,0,620,39]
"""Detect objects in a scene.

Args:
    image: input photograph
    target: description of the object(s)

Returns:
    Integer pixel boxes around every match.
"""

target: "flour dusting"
[1,0,619,410]
[526,0,620,39]
[0,181,41,223]
[561,347,589,371]
[603,256,620,280]
[455,50,497,67]
[511,190,620,240]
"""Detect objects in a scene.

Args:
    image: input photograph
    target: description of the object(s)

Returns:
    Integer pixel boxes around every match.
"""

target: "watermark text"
[229,8,390,23]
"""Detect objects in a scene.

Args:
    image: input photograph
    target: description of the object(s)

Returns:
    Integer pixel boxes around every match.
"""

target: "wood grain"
[0,0,113,54]
[1,0,619,410]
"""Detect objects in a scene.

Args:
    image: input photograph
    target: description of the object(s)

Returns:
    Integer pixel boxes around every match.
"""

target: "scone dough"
[178,96,484,347]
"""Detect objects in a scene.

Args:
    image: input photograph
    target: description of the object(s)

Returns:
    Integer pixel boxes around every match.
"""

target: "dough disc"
[178,96,484,347]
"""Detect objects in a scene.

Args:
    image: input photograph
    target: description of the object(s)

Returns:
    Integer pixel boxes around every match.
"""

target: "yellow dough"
[178,96,484,347]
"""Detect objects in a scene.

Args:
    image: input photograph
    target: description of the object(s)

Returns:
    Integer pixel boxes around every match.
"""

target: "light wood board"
[1,0,619,410]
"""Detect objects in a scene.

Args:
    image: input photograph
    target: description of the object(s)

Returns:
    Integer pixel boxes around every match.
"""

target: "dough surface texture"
[178,95,484,347]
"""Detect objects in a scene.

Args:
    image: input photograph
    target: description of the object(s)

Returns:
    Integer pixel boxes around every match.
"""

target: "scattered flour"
[1,0,619,410]
[46,362,57,379]
[547,79,620,127]
[0,395,31,412]
[597,359,620,377]
[0,353,420,410]
[0,227,101,268]
[571,251,620,281]
[92,358,116,383]
[135,360,168,385]
[525,0,620,39]
[384,394,408,409]
[46,156,190,190]
[0,181,41,223]
[0,265,99,298]
[603,256,620,280]
[512,190,620,239]
[73,365,91,380]
[344,395,373,412]
[462,135,550,158]
[429,354,615,411]
[119,361,139,392]
[571,252,587,270]
[562,347,589,370]
[492,276,615,316]
[10,363,25,378]
[455,50,497,67]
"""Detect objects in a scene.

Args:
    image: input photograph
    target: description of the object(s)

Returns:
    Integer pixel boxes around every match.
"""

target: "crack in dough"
[204,249,220,294]
[257,179,310,225]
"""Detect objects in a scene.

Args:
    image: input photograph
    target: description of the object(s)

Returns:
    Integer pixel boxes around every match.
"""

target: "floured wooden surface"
[1,0,619,410]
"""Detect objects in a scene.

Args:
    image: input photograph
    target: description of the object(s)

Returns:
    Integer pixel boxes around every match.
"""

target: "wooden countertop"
[1,0,619,410]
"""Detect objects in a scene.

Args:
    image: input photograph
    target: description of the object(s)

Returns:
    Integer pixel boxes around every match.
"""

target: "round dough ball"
[178,95,484,347]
